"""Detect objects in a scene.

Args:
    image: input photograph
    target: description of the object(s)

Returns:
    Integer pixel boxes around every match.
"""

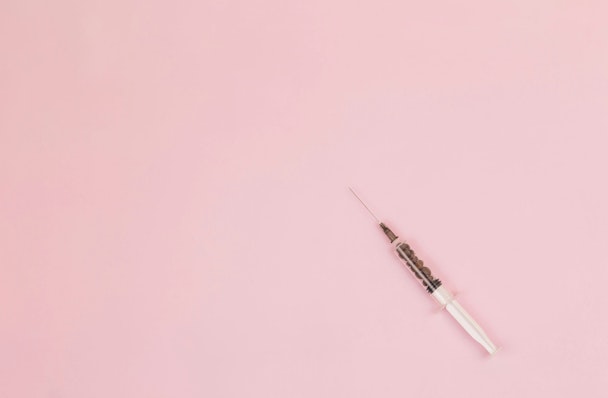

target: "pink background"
[2,1,608,397]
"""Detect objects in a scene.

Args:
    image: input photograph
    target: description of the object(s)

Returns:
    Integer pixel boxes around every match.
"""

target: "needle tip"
[348,187,381,223]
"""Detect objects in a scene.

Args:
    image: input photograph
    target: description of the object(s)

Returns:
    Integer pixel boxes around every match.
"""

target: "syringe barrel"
[393,240,442,293]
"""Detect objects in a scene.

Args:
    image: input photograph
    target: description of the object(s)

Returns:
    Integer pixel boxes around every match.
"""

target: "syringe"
[349,188,498,355]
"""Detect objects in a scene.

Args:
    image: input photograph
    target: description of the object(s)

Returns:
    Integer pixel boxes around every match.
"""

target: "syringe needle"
[348,187,381,224]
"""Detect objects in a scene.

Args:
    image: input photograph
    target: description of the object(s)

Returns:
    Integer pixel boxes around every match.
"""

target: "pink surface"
[2,1,608,397]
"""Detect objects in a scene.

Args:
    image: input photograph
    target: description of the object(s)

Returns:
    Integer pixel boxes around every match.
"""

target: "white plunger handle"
[431,286,498,355]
